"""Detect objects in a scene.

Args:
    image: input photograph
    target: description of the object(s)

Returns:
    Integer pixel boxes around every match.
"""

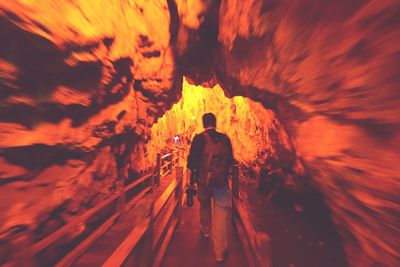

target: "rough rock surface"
[1,1,399,267]
[148,79,295,169]
[0,0,181,244]
[208,1,400,266]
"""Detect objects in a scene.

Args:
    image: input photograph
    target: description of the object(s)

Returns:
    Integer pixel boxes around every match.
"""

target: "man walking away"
[187,113,234,263]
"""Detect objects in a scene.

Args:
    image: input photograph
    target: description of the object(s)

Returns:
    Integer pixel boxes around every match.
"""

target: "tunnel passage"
[148,79,349,267]
[1,1,400,267]
[146,78,294,169]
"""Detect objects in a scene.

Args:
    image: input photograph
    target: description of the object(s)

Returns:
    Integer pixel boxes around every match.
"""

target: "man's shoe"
[200,230,210,238]
[216,255,226,263]
[216,251,228,263]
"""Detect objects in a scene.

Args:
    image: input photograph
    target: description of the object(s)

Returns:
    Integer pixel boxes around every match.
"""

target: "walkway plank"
[72,174,175,267]
[161,200,247,267]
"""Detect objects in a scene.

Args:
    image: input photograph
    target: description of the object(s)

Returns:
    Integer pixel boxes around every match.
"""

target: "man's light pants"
[198,184,231,258]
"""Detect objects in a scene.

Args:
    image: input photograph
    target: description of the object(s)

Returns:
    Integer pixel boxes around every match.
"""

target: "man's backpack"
[198,132,230,187]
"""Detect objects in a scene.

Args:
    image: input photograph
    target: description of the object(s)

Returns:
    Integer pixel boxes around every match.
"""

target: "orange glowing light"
[145,78,291,168]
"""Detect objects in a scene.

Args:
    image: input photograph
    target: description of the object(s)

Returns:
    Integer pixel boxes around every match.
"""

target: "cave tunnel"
[0,1,399,267]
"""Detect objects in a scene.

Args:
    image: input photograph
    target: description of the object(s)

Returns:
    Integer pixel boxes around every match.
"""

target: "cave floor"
[161,200,247,267]
[241,180,348,267]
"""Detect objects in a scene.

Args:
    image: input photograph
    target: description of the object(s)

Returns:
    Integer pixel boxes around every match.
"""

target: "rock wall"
[206,1,399,266]
[0,0,181,246]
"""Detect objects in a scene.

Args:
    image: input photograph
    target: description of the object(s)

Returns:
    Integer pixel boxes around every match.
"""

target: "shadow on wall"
[0,17,137,129]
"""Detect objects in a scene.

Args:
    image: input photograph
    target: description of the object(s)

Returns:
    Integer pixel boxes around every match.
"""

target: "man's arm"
[187,134,203,171]
[226,136,235,166]
[225,136,235,178]
[187,134,202,185]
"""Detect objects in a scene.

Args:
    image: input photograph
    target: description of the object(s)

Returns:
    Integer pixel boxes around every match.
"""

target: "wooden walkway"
[161,199,247,267]
[72,167,249,267]
[72,174,175,267]
[3,150,268,267]
[2,159,264,267]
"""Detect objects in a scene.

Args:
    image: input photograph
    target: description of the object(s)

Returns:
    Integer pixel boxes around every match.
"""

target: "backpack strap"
[203,132,212,144]
[203,131,223,145]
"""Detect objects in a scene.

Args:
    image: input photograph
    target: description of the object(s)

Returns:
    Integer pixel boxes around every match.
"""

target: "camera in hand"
[185,185,197,207]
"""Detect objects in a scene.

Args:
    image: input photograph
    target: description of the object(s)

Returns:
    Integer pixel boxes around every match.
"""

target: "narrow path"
[242,183,348,267]
[161,200,247,267]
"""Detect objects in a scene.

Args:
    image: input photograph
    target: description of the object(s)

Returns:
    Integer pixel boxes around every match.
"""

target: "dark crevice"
[142,50,161,58]
[0,17,137,128]
[167,0,180,46]
[180,0,221,85]
[0,144,87,170]
[318,112,400,141]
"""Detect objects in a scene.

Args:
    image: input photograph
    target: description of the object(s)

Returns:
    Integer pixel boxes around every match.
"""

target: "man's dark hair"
[202,113,216,128]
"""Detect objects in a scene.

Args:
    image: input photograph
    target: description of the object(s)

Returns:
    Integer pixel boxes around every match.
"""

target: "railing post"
[139,202,154,267]
[175,167,183,222]
[155,153,161,187]
[232,164,239,200]
[149,166,155,191]
[11,228,35,267]
[116,179,126,217]
[169,153,173,172]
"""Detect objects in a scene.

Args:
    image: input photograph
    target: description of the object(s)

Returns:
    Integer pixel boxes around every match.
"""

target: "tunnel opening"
[147,78,293,168]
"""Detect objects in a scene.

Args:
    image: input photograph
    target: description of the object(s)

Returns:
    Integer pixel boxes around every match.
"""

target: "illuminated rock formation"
[0,0,181,244]
[147,78,294,168]
[0,1,399,266]
[210,1,400,266]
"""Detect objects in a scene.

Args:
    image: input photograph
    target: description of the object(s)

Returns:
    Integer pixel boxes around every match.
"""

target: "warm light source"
[145,78,292,168]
